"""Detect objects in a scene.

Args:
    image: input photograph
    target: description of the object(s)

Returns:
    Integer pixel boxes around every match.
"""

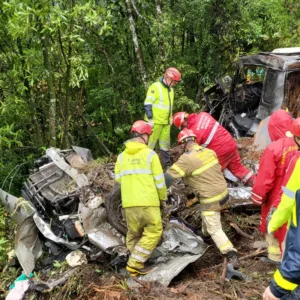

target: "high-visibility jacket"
[187,112,251,180]
[144,79,174,125]
[269,154,300,233]
[269,189,300,299]
[166,143,228,204]
[115,140,167,208]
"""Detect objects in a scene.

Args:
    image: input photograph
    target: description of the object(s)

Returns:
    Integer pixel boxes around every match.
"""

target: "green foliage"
[0,0,299,191]
[0,237,8,265]
[0,124,23,150]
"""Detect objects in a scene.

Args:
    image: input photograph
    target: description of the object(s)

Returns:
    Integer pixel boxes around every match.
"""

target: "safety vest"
[114,141,167,208]
[144,80,174,125]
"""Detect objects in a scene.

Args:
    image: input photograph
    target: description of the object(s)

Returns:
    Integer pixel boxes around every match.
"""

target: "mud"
[236,137,263,162]
[25,212,274,300]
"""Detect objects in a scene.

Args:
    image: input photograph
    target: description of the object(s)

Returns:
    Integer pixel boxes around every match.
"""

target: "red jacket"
[187,112,252,181]
[187,112,237,170]
[251,109,296,234]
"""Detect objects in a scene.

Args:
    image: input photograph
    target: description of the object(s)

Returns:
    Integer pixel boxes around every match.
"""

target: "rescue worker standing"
[173,111,255,185]
[251,110,296,264]
[144,67,181,168]
[114,120,167,276]
[267,118,300,239]
[166,128,238,263]
[263,190,300,300]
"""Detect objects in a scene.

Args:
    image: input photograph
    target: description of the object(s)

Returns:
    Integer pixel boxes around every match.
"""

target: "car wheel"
[105,184,127,235]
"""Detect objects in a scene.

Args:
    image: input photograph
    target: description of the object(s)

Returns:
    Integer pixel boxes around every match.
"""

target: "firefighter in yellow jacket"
[114,120,167,276]
[166,128,238,263]
[144,67,181,168]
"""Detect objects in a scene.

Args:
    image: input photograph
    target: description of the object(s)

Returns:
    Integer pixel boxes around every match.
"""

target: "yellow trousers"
[125,206,162,269]
[201,210,235,254]
[265,233,281,262]
[148,124,170,151]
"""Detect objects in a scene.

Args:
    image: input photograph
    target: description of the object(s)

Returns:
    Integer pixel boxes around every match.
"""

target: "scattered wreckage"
[205,47,300,138]
[0,146,256,288]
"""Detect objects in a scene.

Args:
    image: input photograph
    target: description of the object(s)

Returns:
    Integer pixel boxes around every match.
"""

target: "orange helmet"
[130,120,152,135]
[177,128,196,144]
[164,67,181,82]
[173,112,188,130]
[290,118,300,137]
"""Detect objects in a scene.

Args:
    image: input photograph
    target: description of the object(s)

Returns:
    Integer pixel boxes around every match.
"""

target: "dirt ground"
[8,138,270,300]
[20,211,275,300]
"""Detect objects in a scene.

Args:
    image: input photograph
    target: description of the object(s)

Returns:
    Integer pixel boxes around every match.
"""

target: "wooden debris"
[221,257,228,282]
[133,277,151,289]
[230,222,254,240]
[240,248,267,260]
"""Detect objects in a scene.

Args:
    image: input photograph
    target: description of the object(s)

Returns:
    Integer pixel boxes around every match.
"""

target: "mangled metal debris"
[66,250,88,267]
[127,224,208,287]
[205,50,300,138]
[0,146,256,287]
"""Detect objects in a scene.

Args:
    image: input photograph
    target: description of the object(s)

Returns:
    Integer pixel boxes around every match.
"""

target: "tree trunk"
[59,0,75,148]
[156,0,166,68]
[181,29,185,57]
[41,33,56,147]
[125,0,147,89]
[195,74,204,106]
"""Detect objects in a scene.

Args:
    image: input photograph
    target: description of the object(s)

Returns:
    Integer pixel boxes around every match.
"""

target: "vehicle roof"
[239,52,300,71]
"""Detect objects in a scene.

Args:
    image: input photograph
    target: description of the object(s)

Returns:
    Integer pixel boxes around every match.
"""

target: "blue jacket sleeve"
[269,190,300,298]
[144,104,153,119]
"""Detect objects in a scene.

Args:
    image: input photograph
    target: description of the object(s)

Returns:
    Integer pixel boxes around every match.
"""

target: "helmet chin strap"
[141,135,148,145]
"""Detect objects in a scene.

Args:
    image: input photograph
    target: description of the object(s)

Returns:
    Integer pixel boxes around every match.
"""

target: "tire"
[105,184,127,235]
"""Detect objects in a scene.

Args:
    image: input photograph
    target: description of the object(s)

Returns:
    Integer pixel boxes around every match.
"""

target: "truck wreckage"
[0,146,256,288]
[205,48,300,137]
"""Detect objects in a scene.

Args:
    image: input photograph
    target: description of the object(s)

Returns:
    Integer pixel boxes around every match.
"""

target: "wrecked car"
[0,147,210,287]
[0,146,255,287]
[204,47,300,138]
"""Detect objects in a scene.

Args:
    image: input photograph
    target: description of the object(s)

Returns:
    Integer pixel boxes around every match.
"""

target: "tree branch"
[131,0,151,28]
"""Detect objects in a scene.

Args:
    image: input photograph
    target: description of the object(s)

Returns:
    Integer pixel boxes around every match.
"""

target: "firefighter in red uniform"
[173,111,255,185]
[251,110,297,264]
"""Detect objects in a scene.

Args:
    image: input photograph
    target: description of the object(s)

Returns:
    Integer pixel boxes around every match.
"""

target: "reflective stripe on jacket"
[269,155,300,233]
[144,80,174,125]
[166,143,228,204]
[115,141,167,208]
[270,189,300,298]
[251,137,297,233]
[187,112,242,172]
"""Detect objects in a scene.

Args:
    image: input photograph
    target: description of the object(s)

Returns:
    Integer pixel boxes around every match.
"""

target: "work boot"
[126,265,154,277]
[226,250,240,269]
[259,257,281,266]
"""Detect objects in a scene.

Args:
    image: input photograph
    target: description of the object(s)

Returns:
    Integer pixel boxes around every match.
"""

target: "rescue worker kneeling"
[114,120,167,276]
[166,128,238,264]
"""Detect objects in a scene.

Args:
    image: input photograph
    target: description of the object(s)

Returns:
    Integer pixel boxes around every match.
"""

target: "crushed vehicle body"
[204,48,300,138]
[0,146,256,285]
[0,147,208,285]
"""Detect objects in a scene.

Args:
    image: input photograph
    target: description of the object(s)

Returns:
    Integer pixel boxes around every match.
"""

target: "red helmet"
[130,120,152,135]
[164,67,181,82]
[177,128,196,144]
[290,118,300,137]
[173,112,188,130]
